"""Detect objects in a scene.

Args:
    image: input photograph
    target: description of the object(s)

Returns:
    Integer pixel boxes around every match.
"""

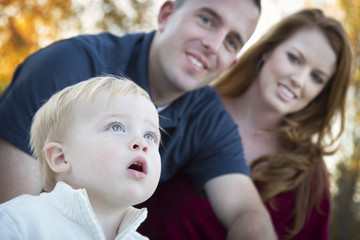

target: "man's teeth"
[188,55,204,69]
[279,85,295,99]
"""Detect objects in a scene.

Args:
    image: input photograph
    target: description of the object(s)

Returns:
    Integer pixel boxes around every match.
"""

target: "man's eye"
[287,53,301,64]
[111,124,124,132]
[201,16,212,26]
[225,37,239,52]
[198,13,216,29]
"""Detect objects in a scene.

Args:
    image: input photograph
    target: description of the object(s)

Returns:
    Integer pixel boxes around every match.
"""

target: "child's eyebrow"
[100,113,159,131]
[101,113,127,119]
[97,113,127,124]
[145,118,160,133]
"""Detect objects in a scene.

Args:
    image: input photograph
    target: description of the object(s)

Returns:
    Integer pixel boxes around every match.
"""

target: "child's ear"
[44,142,71,173]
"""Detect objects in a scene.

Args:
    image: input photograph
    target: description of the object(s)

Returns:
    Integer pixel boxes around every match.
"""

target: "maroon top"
[137,171,330,240]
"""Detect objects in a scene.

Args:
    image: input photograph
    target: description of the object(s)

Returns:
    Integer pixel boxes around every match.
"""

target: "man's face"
[153,0,260,93]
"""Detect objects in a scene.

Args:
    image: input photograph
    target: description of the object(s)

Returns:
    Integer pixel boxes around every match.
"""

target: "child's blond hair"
[30,76,151,191]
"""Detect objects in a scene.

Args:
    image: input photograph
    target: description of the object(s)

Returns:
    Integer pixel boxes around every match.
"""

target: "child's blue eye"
[144,133,154,142]
[111,124,124,132]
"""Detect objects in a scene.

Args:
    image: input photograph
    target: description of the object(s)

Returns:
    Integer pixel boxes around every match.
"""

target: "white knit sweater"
[0,181,148,240]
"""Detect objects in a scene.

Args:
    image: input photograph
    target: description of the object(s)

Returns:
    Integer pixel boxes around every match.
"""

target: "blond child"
[0,76,161,240]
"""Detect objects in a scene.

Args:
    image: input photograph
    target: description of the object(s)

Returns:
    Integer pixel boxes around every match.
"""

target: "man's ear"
[158,1,177,32]
[44,142,71,173]
[228,59,238,69]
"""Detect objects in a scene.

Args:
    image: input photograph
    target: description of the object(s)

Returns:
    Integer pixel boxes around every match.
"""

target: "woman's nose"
[291,69,309,88]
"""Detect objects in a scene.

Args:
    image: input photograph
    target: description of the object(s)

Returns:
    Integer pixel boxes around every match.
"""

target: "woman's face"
[257,27,337,115]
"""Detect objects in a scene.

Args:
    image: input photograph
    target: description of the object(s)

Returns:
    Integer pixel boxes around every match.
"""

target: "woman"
[138,8,354,239]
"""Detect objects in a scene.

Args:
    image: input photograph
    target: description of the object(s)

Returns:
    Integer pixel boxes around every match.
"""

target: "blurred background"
[0,0,359,239]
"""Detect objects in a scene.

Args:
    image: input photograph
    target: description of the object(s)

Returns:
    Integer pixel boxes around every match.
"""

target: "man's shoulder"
[180,86,224,113]
[71,31,153,52]
[162,85,234,130]
[66,31,155,71]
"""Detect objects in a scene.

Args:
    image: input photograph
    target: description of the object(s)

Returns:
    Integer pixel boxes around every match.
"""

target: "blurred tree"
[330,122,360,240]
[329,0,360,239]
[97,0,157,34]
[0,0,78,91]
[304,0,360,239]
[0,0,160,94]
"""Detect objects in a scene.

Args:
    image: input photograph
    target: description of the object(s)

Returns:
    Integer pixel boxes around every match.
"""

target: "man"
[0,0,276,239]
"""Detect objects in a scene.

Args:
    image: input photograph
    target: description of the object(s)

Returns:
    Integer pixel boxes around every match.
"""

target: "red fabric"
[137,171,226,239]
[266,191,330,239]
[137,171,330,240]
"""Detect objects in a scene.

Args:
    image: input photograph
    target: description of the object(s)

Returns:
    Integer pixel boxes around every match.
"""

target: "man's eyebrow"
[199,7,221,22]
[199,7,244,48]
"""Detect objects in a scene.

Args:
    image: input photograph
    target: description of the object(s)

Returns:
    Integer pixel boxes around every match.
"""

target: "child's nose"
[130,138,148,152]
[132,143,148,152]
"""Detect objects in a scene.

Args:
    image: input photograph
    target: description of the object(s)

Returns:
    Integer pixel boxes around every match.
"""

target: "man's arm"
[0,138,42,203]
[205,173,278,240]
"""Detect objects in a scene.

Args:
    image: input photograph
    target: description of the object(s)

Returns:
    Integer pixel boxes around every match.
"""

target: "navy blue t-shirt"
[0,31,249,191]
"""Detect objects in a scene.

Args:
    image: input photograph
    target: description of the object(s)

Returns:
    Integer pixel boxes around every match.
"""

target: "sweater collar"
[44,181,147,239]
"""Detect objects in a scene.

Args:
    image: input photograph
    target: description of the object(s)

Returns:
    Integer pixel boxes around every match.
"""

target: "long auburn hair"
[213,9,353,239]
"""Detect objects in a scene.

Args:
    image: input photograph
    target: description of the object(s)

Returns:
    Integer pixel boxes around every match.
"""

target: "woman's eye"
[311,72,324,84]
[111,124,124,132]
[287,53,300,64]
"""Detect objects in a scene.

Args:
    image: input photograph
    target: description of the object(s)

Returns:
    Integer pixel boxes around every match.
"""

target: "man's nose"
[202,30,227,53]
